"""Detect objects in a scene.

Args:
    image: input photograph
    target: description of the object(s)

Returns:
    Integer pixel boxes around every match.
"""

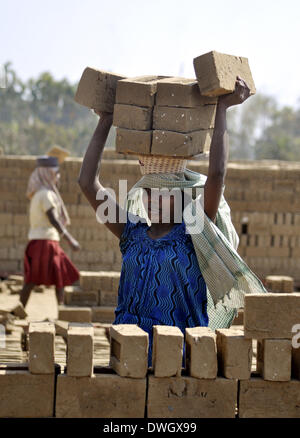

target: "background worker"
[20,155,80,308]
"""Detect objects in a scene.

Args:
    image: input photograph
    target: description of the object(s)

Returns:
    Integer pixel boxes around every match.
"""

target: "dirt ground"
[0,286,111,367]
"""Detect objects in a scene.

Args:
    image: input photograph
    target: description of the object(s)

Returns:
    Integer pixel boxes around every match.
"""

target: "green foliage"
[0,62,102,156]
[227,93,300,160]
[254,106,300,160]
[1,62,300,160]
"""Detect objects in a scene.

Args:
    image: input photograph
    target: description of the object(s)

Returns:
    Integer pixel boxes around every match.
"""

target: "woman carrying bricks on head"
[78,76,268,368]
[20,155,81,308]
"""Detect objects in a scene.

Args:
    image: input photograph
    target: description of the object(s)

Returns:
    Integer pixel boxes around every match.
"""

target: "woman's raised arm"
[203,76,251,223]
[77,111,126,239]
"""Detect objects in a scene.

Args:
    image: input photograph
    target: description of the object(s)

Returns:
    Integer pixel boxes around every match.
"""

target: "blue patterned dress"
[112,212,208,368]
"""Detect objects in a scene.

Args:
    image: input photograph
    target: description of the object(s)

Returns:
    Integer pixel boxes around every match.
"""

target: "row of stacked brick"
[58,271,297,325]
[57,271,120,324]
[114,76,217,157]
[75,50,256,158]
[59,289,299,418]
[0,292,298,417]
[231,211,300,260]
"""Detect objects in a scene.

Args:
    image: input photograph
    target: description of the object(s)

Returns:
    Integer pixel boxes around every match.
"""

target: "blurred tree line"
[0,62,300,160]
[0,62,113,156]
[227,93,300,161]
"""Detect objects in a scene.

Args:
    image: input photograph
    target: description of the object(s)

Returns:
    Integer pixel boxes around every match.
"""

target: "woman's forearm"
[207,101,229,180]
[78,116,112,188]
[46,209,71,240]
[207,76,251,179]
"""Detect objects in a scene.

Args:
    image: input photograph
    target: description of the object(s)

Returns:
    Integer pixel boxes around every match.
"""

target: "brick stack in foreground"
[0,293,299,418]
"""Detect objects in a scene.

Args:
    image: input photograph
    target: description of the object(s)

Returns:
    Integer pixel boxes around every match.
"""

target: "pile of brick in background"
[0,275,27,363]
[58,272,296,328]
[1,157,300,283]
[0,292,299,418]
[58,271,120,324]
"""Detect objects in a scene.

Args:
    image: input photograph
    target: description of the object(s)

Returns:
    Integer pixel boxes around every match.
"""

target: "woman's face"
[142,188,183,224]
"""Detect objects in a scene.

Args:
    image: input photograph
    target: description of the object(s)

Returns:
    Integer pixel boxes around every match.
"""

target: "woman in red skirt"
[20,155,80,307]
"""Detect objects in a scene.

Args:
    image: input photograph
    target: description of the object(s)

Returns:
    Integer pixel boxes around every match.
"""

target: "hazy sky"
[1,0,300,107]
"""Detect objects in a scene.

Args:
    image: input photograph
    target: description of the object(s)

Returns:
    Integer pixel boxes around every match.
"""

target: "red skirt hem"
[24,239,80,288]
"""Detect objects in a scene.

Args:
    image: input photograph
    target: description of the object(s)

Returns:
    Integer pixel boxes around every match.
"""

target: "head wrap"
[26,156,70,226]
[36,155,59,167]
[125,167,268,330]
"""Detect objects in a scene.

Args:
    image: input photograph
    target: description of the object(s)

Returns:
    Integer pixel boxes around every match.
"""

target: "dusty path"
[0,287,57,321]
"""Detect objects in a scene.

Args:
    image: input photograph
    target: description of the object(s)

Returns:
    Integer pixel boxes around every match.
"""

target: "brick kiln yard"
[0,153,300,418]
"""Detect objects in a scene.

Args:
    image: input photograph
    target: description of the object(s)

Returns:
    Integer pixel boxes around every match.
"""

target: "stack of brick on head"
[76,51,267,369]
[20,149,81,309]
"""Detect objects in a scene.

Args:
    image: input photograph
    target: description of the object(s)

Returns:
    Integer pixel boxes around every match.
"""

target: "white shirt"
[28,188,60,241]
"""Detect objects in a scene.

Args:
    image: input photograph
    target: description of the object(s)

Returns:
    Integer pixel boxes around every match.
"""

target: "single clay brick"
[282,276,294,293]
[113,104,153,130]
[239,378,300,418]
[29,322,55,374]
[147,375,237,418]
[80,271,118,291]
[10,302,27,319]
[0,370,55,417]
[58,305,92,323]
[185,327,218,378]
[7,274,23,285]
[75,67,125,112]
[265,275,284,292]
[193,50,256,97]
[91,306,116,323]
[257,339,291,381]
[151,129,213,157]
[116,128,152,155]
[244,293,300,339]
[152,325,184,377]
[99,290,118,306]
[55,372,146,418]
[153,105,216,132]
[156,77,217,107]
[109,324,148,378]
[265,275,294,293]
[67,323,94,377]
[216,328,252,380]
[54,320,69,340]
[64,290,99,307]
[116,75,168,107]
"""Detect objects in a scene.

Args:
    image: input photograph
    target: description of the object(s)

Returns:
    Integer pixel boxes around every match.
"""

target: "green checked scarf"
[125,168,268,330]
